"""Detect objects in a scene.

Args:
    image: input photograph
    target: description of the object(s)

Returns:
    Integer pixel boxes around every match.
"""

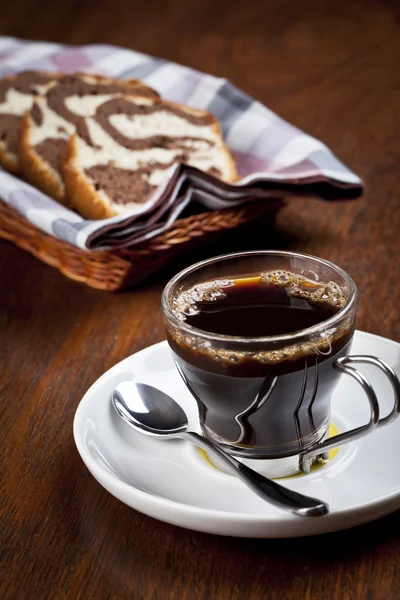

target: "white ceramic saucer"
[73,331,400,538]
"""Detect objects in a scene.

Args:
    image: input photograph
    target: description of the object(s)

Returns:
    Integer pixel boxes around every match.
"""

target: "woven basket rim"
[0,197,282,256]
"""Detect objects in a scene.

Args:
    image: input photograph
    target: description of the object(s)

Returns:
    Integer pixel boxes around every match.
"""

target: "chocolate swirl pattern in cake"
[62,95,238,218]
[0,71,59,173]
[19,74,159,204]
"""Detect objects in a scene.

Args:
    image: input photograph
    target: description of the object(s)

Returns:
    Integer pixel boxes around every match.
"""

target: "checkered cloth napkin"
[0,37,363,250]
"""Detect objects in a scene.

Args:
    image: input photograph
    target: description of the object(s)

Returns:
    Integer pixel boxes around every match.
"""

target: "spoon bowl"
[113,381,188,434]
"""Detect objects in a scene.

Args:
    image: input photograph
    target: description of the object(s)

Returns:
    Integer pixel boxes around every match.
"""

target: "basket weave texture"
[0,199,281,291]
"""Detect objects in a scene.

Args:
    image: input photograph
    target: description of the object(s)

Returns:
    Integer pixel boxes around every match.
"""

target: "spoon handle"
[185,431,328,517]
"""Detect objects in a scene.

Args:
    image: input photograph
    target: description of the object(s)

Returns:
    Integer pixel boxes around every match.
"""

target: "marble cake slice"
[0,71,59,173]
[62,95,238,219]
[19,74,160,205]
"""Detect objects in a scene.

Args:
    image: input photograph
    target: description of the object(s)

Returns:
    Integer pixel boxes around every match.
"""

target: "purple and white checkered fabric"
[0,37,363,250]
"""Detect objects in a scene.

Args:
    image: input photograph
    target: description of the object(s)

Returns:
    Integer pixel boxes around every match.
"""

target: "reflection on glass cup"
[162,251,400,476]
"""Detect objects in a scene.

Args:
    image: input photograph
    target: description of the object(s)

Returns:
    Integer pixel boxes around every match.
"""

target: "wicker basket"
[0,199,282,291]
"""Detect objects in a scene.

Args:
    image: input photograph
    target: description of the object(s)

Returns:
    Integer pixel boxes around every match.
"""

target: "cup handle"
[300,355,400,474]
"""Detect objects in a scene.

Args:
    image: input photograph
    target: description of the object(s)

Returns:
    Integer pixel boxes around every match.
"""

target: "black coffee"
[181,275,340,337]
[167,271,353,457]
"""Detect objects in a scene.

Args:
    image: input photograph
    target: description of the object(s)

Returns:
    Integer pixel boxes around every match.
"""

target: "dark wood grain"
[1,1,400,599]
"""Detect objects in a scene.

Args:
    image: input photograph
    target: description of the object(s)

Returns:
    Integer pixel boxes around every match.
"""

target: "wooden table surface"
[1,1,400,598]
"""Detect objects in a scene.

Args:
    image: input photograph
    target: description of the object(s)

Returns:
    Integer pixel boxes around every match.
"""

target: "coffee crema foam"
[173,270,346,320]
[172,278,234,321]
[169,270,351,365]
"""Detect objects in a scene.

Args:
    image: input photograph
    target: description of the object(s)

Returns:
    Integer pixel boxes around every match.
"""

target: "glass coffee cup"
[162,251,400,477]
